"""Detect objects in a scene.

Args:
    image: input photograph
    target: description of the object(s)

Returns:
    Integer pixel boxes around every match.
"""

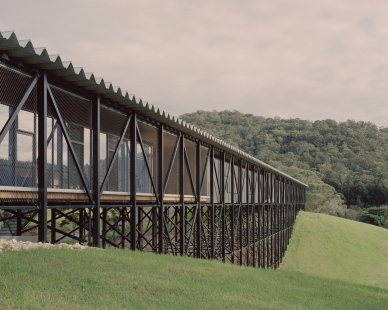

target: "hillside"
[181,110,388,210]
[1,213,388,309]
[282,211,388,289]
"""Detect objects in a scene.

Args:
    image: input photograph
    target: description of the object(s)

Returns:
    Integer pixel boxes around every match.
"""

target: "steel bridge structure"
[0,31,306,268]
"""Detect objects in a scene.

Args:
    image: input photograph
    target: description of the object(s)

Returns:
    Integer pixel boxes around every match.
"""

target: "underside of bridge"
[0,31,306,268]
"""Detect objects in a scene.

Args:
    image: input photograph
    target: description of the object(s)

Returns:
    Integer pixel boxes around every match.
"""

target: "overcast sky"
[2,0,388,126]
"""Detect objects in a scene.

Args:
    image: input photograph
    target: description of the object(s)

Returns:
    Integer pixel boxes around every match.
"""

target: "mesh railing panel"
[99,105,128,192]
[49,86,91,128]
[100,132,107,190]
[241,164,246,203]
[137,121,158,195]
[0,61,32,112]
[200,145,209,197]
[163,130,179,195]
[107,135,119,191]
[118,140,129,192]
[225,157,232,204]
[233,163,239,203]
[0,62,37,190]
[47,86,92,190]
[213,154,221,203]
[184,139,196,197]
[101,104,127,137]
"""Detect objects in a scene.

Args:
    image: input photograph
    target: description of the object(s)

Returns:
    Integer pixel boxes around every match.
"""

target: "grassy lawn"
[0,248,387,309]
[0,211,388,309]
[282,211,388,290]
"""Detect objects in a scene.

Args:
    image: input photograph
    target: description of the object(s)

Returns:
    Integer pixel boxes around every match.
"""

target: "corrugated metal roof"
[0,30,307,187]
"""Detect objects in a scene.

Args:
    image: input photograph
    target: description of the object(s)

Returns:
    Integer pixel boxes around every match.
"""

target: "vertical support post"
[252,166,256,267]
[284,180,287,250]
[92,96,101,247]
[152,206,157,250]
[246,163,250,266]
[283,179,287,259]
[16,209,22,236]
[37,70,47,243]
[230,156,235,264]
[130,112,137,250]
[80,209,84,242]
[9,106,17,185]
[221,151,226,262]
[51,209,56,244]
[270,173,273,268]
[158,124,164,253]
[293,184,296,220]
[261,171,265,268]
[285,180,290,249]
[138,207,143,249]
[210,146,215,259]
[281,178,284,263]
[239,159,243,265]
[274,175,278,267]
[257,168,261,268]
[265,171,268,268]
[275,176,278,267]
[102,209,106,248]
[179,135,184,255]
[196,141,201,258]
[121,207,125,249]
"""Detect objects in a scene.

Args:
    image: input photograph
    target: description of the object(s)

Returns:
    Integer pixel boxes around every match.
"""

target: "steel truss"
[0,57,306,268]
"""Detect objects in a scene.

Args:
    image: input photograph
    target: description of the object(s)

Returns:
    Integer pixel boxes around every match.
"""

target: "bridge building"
[0,31,306,268]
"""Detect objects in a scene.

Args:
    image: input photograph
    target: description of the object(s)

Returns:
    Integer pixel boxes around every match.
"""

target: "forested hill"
[181,110,388,211]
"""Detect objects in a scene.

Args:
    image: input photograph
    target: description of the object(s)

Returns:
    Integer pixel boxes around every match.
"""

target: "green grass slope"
[282,211,388,289]
[0,246,387,309]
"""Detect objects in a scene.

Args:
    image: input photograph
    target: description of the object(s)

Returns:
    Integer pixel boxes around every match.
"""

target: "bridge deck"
[0,187,209,203]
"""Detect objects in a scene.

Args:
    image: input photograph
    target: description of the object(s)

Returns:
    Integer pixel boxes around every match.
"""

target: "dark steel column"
[80,209,84,242]
[130,112,137,250]
[221,151,226,261]
[238,159,243,265]
[252,166,256,267]
[37,70,47,243]
[92,96,101,247]
[179,135,184,255]
[258,168,262,267]
[274,175,278,268]
[210,146,215,259]
[230,156,235,263]
[196,141,201,258]
[9,107,16,185]
[51,209,56,244]
[16,209,22,236]
[281,178,285,263]
[285,181,290,250]
[275,180,279,268]
[269,173,273,268]
[246,163,250,266]
[158,124,164,253]
[102,209,106,248]
[121,207,126,249]
[265,171,268,268]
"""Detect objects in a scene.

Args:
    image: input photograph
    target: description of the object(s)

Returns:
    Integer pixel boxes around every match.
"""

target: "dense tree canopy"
[181,110,388,210]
